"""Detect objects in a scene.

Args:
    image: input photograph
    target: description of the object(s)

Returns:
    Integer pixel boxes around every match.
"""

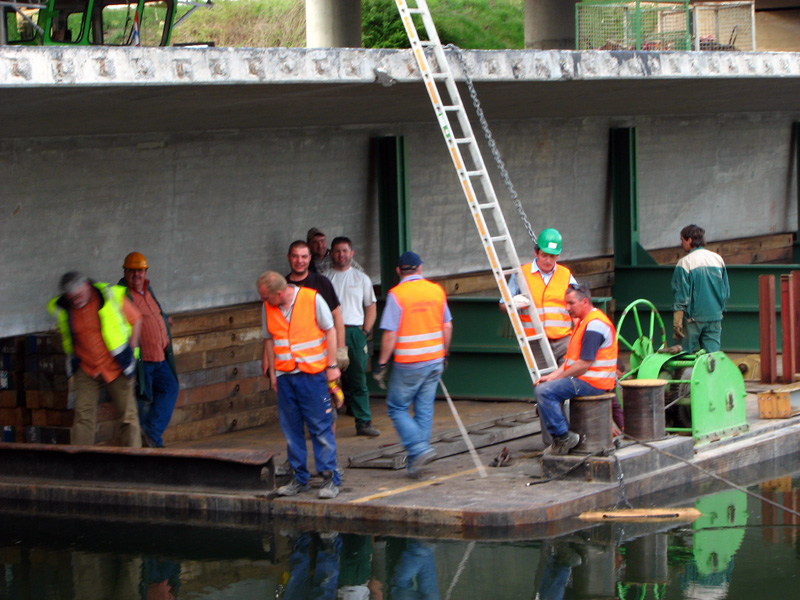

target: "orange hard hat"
[123,251,149,270]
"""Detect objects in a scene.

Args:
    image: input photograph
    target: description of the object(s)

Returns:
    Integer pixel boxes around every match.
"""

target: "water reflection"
[0,472,798,599]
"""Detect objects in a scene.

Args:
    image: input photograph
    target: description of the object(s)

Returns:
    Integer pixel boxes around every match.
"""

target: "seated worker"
[534,283,618,455]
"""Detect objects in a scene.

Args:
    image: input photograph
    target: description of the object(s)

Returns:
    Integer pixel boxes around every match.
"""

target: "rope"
[445,44,538,247]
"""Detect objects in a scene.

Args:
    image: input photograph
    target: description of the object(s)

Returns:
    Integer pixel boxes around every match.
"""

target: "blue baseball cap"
[398,251,423,268]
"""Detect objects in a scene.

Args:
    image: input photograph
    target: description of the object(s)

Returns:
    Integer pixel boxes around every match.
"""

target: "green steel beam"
[374,137,411,295]
[610,127,657,267]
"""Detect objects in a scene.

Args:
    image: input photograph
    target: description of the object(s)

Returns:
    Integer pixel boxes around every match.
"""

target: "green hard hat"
[538,228,563,255]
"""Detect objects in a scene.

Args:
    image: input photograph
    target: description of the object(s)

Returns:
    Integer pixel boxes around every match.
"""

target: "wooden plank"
[177,375,271,408]
[725,246,793,265]
[178,360,262,390]
[172,326,262,357]
[163,406,278,444]
[649,233,794,265]
[169,303,262,337]
[172,389,275,426]
[204,342,262,369]
[579,508,702,522]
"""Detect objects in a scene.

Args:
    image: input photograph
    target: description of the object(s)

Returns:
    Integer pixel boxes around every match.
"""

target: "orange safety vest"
[390,278,447,364]
[520,263,573,340]
[564,308,618,390]
[265,287,328,374]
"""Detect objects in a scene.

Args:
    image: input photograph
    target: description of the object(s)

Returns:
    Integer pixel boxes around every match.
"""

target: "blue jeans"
[390,539,439,600]
[535,376,606,438]
[138,360,179,447]
[285,532,341,600]
[277,372,340,486]
[386,362,444,464]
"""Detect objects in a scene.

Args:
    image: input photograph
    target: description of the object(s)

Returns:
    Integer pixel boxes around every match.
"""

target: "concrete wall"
[2,109,797,338]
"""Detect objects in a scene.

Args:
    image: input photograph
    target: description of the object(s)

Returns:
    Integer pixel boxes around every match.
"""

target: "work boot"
[548,431,580,456]
[318,473,339,499]
[277,477,310,496]
[407,447,437,479]
[356,421,381,437]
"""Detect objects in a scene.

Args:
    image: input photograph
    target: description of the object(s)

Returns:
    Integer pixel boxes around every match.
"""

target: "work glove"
[373,362,388,390]
[336,346,350,371]
[511,294,531,309]
[673,310,685,340]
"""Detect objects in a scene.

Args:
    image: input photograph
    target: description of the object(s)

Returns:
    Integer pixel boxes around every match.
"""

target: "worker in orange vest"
[374,252,453,479]
[258,271,342,499]
[534,283,618,455]
[501,228,577,365]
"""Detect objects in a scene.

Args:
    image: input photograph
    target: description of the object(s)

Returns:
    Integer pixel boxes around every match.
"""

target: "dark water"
[1,469,798,599]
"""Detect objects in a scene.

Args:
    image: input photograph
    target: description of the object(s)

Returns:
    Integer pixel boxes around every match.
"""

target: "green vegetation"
[171,0,524,49]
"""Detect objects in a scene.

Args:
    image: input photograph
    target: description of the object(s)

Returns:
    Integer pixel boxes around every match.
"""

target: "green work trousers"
[72,368,142,447]
[684,319,722,354]
[343,326,372,426]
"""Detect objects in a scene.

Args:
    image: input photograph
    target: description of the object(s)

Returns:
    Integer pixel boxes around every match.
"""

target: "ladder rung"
[443,105,461,112]
[502,268,516,276]
[406,7,426,14]
[477,203,497,211]
[419,40,436,47]
[489,235,508,243]
[431,73,449,81]
[525,333,548,342]
[466,170,486,177]
[454,137,472,144]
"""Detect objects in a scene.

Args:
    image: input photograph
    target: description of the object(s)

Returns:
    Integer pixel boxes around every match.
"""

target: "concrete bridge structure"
[1,45,799,339]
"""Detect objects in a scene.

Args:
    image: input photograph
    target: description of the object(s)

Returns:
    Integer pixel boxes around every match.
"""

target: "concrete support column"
[306,0,362,48]
[524,0,577,50]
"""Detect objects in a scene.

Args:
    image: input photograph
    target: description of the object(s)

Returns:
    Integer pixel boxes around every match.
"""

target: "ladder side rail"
[396,0,557,379]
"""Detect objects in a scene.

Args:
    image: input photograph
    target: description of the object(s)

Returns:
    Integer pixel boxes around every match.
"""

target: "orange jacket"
[520,263,573,340]
[391,279,447,364]
[265,287,327,374]
[565,309,618,390]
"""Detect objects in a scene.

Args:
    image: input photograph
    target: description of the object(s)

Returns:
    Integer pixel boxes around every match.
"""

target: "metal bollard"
[620,379,668,440]
[571,392,615,453]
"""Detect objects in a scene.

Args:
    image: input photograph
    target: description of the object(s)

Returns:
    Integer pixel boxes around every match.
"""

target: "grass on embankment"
[171,0,524,49]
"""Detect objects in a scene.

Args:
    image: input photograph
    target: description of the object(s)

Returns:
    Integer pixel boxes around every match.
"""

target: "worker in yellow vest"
[534,284,618,455]
[501,228,577,365]
[48,271,142,447]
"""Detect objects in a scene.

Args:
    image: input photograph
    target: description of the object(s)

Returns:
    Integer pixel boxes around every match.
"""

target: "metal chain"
[445,44,538,246]
[613,453,634,510]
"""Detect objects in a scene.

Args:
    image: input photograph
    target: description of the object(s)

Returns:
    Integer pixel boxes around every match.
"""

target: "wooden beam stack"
[0,302,277,446]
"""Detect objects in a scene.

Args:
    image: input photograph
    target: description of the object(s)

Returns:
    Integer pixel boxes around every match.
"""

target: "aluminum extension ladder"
[394,0,558,383]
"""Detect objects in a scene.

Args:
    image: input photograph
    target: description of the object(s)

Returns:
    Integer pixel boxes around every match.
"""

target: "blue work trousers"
[138,360,179,447]
[386,362,443,463]
[277,371,340,486]
[535,376,606,438]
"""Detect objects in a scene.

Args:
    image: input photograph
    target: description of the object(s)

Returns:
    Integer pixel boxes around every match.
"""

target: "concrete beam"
[306,0,362,48]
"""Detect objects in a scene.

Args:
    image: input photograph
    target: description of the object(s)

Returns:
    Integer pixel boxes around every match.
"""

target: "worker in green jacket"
[672,225,730,353]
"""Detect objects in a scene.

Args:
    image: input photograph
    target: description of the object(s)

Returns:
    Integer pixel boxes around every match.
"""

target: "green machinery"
[1,0,177,46]
[616,299,749,444]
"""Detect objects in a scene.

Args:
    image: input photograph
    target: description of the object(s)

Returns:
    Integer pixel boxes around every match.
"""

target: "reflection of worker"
[672,225,730,353]
[338,533,374,600]
[284,531,341,599]
[323,236,380,437]
[48,272,142,447]
[388,538,439,600]
[259,271,341,499]
[534,540,582,600]
[119,252,179,448]
[535,284,618,455]
[375,252,453,478]
[502,228,577,365]
[307,227,363,274]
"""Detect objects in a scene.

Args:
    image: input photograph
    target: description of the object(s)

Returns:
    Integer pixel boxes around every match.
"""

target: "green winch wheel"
[616,299,667,378]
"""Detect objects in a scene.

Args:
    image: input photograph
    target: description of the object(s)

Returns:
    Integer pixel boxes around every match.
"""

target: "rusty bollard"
[571,392,616,453]
[620,379,669,440]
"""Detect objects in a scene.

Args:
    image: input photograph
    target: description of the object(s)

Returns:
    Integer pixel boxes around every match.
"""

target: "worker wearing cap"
[502,228,577,365]
[672,224,730,353]
[534,283,618,455]
[307,227,364,274]
[374,252,453,478]
[119,251,179,448]
[258,271,341,499]
[47,271,142,447]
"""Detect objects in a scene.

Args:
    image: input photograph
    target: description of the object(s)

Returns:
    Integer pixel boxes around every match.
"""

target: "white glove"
[512,294,531,309]
[336,346,350,371]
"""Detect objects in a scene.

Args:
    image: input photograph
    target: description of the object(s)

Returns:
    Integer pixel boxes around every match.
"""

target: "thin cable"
[622,433,800,520]
[439,380,488,478]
